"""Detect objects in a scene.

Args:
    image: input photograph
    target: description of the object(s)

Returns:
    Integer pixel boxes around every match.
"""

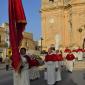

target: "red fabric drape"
[8,0,27,71]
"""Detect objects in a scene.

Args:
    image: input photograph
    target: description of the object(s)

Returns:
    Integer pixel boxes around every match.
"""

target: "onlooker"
[0,56,2,63]
[4,55,10,71]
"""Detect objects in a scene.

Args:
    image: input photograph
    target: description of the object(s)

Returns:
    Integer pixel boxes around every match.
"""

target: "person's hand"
[18,65,24,73]
[61,65,64,68]
[44,68,47,72]
[55,68,58,71]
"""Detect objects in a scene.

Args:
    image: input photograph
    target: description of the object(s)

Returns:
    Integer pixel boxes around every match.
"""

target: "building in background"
[0,23,37,60]
[0,23,9,61]
[21,32,36,51]
[41,0,85,51]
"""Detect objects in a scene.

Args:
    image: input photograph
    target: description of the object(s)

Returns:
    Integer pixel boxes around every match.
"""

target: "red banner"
[8,0,27,71]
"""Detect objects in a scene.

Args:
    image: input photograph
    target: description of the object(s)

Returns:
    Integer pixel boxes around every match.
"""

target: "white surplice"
[77,52,83,61]
[66,60,74,72]
[55,61,62,82]
[45,61,56,85]
[13,55,30,85]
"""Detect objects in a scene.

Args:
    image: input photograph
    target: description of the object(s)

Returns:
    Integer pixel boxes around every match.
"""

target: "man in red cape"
[66,51,75,72]
[44,48,57,85]
[8,0,27,72]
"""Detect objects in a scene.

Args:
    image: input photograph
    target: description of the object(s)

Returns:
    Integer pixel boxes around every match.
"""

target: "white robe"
[66,60,74,72]
[83,52,85,58]
[44,62,47,80]
[45,61,56,85]
[72,52,77,62]
[29,66,40,80]
[55,61,62,82]
[77,52,83,61]
[13,55,30,85]
[72,52,77,58]
[63,53,68,58]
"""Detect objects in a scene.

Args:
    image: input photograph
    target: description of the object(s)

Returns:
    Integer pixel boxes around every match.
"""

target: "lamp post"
[83,38,85,49]
[40,37,43,53]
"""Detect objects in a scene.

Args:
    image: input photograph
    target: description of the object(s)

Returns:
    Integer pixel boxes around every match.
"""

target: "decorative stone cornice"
[41,6,65,12]
[64,4,72,9]
[71,2,85,7]
[41,4,73,12]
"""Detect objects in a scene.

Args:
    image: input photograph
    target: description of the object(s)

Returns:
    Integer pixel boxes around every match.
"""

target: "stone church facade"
[41,0,85,50]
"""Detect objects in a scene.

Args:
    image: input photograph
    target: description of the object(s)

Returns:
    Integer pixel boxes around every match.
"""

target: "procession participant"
[63,47,71,59]
[72,49,77,57]
[82,49,85,58]
[58,50,64,66]
[55,50,63,82]
[29,54,40,80]
[72,49,77,62]
[77,48,83,61]
[13,48,30,85]
[66,51,75,73]
[64,47,71,69]
[44,48,57,85]
[4,55,10,71]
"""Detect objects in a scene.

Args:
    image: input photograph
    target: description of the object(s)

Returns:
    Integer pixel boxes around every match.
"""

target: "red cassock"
[45,54,58,62]
[56,54,63,61]
[64,48,71,53]
[82,49,85,52]
[29,58,39,68]
[76,48,83,52]
[66,54,75,60]
[72,49,77,52]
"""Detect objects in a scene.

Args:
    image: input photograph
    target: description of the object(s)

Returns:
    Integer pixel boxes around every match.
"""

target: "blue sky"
[0,0,41,40]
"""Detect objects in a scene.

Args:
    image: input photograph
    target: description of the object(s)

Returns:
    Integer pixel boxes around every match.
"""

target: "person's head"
[20,48,26,55]
[56,50,59,53]
[48,48,52,54]
[51,47,55,51]
[60,50,62,54]
[69,51,71,54]
[6,55,8,57]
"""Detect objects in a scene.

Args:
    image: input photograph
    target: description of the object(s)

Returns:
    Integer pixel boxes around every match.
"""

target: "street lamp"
[40,37,43,53]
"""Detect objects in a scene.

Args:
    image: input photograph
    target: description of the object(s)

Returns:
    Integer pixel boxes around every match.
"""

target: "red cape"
[66,54,75,60]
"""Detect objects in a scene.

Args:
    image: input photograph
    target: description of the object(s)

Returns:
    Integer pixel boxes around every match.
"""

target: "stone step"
[74,61,85,70]
[74,64,85,66]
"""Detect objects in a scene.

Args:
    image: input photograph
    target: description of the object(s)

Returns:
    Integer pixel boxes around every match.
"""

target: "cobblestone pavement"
[0,60,85,85]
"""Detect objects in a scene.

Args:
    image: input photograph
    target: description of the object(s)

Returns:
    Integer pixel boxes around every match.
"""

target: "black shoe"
[53,81,57,85]
[53,83,56,85]
[68,70,72,73]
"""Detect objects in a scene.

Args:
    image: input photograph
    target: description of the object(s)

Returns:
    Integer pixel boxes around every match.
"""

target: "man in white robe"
[44,48,56,85]
[55,50,62,82]
[77,49,83,61]
[72,49,77,62]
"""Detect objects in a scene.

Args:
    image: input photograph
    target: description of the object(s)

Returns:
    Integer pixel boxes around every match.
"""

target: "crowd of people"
[44,46,84,85]
[3,46,85,85]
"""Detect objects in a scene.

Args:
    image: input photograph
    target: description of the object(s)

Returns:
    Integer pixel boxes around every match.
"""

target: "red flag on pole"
[8,0,27,71]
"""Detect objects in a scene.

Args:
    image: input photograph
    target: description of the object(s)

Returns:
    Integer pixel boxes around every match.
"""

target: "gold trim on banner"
[17,20,27,24]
